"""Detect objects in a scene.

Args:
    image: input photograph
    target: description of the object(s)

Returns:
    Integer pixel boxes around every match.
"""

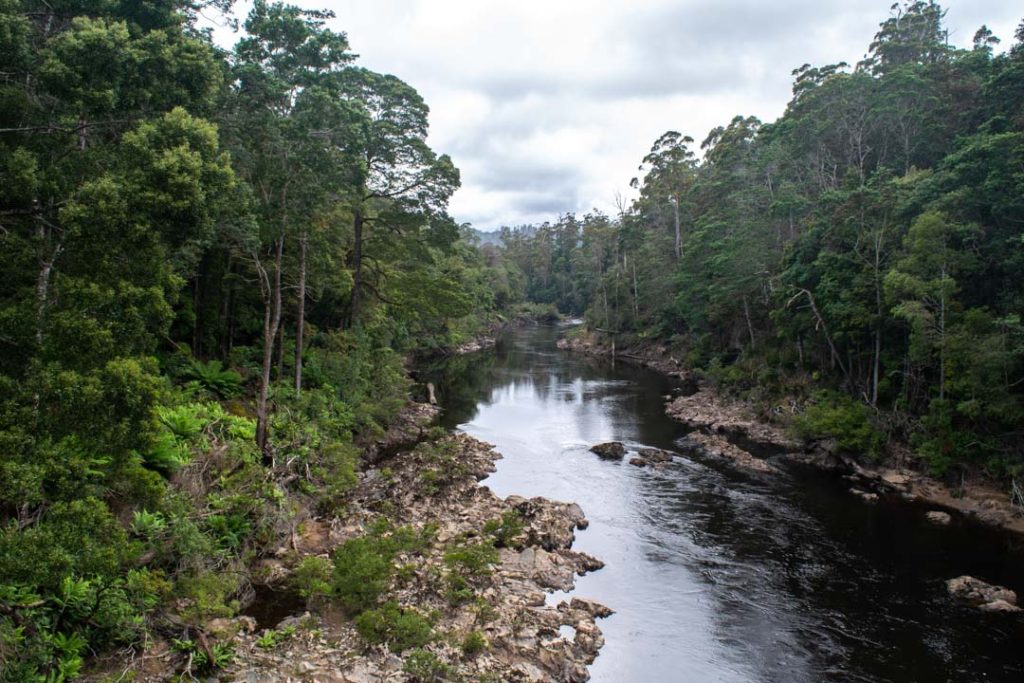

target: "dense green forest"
[499,3,1024,478]
[0,1,524,678]
[3,0,1024,678]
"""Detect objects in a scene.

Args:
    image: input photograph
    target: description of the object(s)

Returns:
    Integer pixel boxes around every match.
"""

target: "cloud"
[214,0,1024,230]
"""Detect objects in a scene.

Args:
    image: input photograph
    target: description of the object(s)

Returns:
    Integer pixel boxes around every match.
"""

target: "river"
[422,324,1024,683]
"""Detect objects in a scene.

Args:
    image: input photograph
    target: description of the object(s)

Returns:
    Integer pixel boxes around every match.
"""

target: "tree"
[339,67,460,327]
[227,0,358,450]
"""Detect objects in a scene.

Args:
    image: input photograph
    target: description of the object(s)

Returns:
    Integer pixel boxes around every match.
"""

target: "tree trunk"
[192,274,202,357]
[255,236,284,458]
[939,267,946,401]
[671,195,682,259]
[221,255,234,359]
[294,231,308,394]
[631,258,639,322]
[742,295,756,349]
[348,208,364,327]
[35,242,61,348]
[791,288,849,384]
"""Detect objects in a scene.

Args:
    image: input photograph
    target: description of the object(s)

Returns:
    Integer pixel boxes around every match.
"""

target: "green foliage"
[172,637,235,671]
[794,392,885,458]
[291,556,333,602]
[0,0,483,676]
[483,511,524,549]
[443,539,498,578]
[255,624,296,650]
[330,522,433,613]
[174,570,241,623]
[354,601,434,652]
[181,359,243,398]
[403,648,455,681]
[331,535,398,613]
[460,630,488,656]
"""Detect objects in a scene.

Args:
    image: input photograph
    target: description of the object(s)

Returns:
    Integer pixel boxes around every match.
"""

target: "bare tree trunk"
[221,255,234,359]
[347,208,364,328]
[35,242,62,347]
[631,258,639,322]
[671,195,681,259]
[255,236,284,458]
[790,288,849,384]
[939,266,946,401]
[294,231,307,394]
[742,295,756,349]
[192,274,201,357]
[276,317,285,380]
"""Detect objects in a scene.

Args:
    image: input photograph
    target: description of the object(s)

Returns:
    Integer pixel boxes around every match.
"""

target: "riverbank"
[557,332,1024,536]
[237,430,608,682]
[96,416,608,682]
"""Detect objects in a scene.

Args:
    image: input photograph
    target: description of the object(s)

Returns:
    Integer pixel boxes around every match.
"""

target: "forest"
[499,2,1024,481]
[2,0,1024,679]
[0,1,522,678]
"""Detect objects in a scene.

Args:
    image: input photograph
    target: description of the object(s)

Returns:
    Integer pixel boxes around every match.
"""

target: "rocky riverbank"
[558,330,1024,537]
[109,427,609,682]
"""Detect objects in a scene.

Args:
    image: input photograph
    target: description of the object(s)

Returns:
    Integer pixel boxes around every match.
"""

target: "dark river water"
[422,324,1024,683]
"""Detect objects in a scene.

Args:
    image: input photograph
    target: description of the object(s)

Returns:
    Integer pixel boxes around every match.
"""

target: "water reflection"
[421,326,1024,683]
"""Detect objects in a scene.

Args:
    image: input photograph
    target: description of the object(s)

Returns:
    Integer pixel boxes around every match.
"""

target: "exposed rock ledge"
[558,331,1024,536]
[224,433,610,683]
[666,391,801,456]
[453,336,497,355]
[947,575,1021,613]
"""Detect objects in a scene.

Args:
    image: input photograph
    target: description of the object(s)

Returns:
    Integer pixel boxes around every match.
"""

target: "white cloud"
[213,1,1023,229]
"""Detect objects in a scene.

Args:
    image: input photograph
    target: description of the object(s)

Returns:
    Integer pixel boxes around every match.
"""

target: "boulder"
[628,457,648,467]
[590,442,625,459]
[946,575,1019,611]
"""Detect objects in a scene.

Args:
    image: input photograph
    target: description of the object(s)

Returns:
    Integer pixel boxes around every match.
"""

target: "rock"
[569,597,613,618]
[628,457,648,467]
[590,441,625,459]
[205,615,257,637]
[688,432,776,473]
[850,488,879,503]
[637,447,673,463]
[979,599,1021,613]
[947,575,1018,610]
[880,470,912,491]
[926,510,952,525]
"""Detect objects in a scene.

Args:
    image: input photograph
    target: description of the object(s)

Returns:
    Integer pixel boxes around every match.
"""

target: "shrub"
[403,648,455,681]
[355,601,433,652]
[331,536,396,613]
[483,511,524,549]
[331,523,433,612]
[443,540,498,578]
[181,359,243,398]
[460,630,488,656]
[291,556,332,601]
[173,637,235,671]
[793,391,885,458]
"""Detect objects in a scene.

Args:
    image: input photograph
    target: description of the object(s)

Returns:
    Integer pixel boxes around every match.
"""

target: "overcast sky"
[211,1,1022,231]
